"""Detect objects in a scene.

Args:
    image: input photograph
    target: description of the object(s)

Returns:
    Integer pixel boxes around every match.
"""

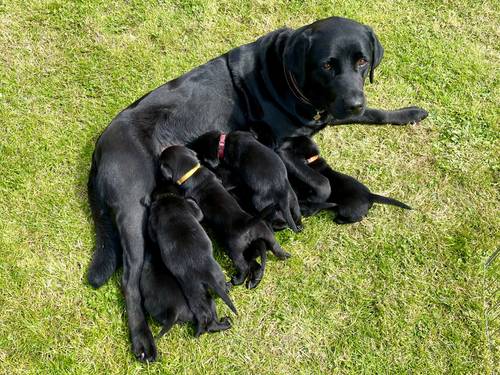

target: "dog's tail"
[210,278,238,315]
[87,157,122,288]
[246,203,277,227]
[370,194,412,210]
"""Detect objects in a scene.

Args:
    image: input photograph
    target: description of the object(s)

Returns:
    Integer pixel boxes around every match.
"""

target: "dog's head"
[188,130,222,169]
[283,16,383,120]
[159,145,201,183]
[280,136,320,160]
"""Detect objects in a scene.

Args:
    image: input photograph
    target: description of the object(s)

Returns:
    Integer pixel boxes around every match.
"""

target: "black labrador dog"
[279,136,412,223]
[189,130,302,232]
[159,145,290,288]
[140,247,231,341]
[87,16,427,360]
[146,185,237,338]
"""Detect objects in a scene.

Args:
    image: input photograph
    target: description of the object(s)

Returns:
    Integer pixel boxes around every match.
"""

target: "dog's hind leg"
[206,300,232,333]
[156,312,177,339]
[230,252,250,286]
[246,240,267,289]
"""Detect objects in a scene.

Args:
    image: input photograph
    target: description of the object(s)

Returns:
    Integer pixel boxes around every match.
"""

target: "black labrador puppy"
[87,16,427,360]
[140,247,231,340]
[279,136,412,223]
[189,130,302,232]
[159,145,290,288]
[146,186,237,337]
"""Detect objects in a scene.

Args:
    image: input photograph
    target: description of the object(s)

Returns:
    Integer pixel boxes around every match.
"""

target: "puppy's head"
[283,16,383,120]
[188,131,222,169]
[159,145,200,183]
[280,136,320,160]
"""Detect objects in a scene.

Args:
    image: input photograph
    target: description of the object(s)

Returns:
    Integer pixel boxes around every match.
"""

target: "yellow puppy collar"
[306,154,320,164]
[176,163,201,185]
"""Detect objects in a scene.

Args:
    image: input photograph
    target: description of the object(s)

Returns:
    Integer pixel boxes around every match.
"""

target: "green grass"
[1,0,499,373]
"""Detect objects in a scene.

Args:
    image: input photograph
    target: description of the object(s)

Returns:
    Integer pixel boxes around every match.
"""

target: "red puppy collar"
[217,133,226,160]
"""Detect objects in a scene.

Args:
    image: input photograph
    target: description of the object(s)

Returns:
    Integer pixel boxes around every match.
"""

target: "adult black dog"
[87,16,428,361]
[189,130,302,232]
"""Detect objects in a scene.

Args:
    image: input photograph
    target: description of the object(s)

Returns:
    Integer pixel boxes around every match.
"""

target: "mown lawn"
[0,0,498,373]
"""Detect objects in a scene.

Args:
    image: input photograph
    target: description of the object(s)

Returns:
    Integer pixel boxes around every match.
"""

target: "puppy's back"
[140,249,194,331]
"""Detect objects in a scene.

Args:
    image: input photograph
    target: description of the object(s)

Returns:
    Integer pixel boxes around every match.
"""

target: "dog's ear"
[185,197,203,222]
[366,26,384,83]
[160,163,173,181]
[283,27,313,87]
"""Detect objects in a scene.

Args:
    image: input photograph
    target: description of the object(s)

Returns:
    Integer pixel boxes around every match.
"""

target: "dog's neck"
[227,28,332,142]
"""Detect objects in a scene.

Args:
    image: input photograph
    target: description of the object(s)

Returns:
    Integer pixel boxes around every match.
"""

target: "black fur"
[159,145,290,288]
[147,186,236,337]
[190,130,302,232]
[86,16,427,359]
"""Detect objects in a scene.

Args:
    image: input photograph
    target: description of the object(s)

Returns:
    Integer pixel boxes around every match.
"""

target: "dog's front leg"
[332,106,428,126]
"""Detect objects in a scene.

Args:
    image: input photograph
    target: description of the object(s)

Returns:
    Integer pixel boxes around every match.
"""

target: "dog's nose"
[345,98,364,115]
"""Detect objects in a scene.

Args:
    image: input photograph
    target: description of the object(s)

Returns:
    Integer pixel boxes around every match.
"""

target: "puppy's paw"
[207,317,232,333]
[131,326,157,362]
[394,106,428,125]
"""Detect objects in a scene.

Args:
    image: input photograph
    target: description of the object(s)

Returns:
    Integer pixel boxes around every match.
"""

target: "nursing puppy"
[189,130,302,232]
[147,184,236,336]
[279,136,412,223]
[140,247,231,339]
[159,145,290,288]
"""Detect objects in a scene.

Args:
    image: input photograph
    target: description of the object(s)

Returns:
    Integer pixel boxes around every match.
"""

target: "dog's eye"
[323,62,332,71]
[356,58,368,67]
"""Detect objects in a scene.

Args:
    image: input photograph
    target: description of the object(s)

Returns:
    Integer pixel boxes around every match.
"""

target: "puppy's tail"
[246,203,277,227]
[371,194,412,210]
[210,279,238,315]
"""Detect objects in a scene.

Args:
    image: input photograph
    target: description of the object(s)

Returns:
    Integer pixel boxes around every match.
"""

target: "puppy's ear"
[366,26,384,83]
[283,27,313,87]
[185,198,204,222]
[249,122,277,149]
[160,164,173,181]
[189,132,220,170]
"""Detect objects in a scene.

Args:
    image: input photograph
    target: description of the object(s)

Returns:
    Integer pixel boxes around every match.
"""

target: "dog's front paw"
[394,106,428,125]
[131,325,157,362]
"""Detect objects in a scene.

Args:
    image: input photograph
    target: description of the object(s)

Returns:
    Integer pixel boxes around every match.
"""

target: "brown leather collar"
[283,63,325,122]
